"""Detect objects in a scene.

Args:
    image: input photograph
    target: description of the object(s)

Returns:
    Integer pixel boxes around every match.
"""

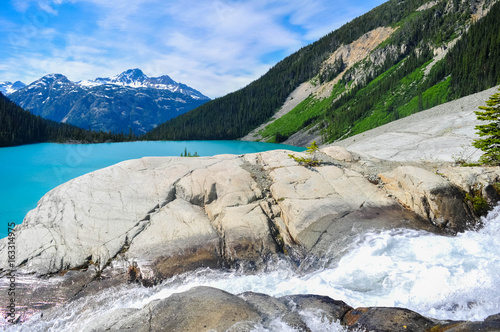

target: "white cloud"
[38,2,59,15]
[1,0,386,97]
[11,0,31,12]
[11,0,61,14]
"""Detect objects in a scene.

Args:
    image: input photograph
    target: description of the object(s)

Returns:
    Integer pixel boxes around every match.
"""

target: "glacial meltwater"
[6,205,500,331]
[2,141,500,330]
[0,141,304,238]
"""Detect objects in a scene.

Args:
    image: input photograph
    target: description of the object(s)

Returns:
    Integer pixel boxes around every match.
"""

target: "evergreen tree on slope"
[473,88,500,165]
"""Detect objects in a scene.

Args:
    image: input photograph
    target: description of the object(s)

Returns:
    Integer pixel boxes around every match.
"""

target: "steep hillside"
[241,26,397,143]
[146,0,500,145]
[9,69,209,134]
[258,0,500,146]
[145,0,430,141]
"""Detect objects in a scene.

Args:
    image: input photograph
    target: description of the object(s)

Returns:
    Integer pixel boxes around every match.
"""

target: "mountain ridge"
[77,68,208,100]
[9,69,210,134]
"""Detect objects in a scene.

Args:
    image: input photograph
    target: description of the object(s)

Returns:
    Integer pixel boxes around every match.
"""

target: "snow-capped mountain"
[0,81,26,95]
[9,70,210,134]
[77,69,207,100]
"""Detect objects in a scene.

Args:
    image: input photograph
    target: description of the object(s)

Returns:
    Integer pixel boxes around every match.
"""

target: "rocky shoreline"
[1,145,500,330]
[14,285,500,331]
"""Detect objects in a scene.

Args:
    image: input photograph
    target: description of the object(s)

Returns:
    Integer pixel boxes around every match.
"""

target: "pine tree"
[473,88,500,165]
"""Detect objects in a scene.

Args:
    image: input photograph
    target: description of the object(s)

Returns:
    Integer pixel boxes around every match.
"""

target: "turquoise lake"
[0,141,304,238]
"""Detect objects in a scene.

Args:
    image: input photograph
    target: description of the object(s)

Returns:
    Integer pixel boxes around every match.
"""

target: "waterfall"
[6,205,500,331]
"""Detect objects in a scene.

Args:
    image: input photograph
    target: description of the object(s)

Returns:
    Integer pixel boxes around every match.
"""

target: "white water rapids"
[5,205,500,331]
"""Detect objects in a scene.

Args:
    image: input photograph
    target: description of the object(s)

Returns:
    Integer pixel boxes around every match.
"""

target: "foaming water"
[5,206,500,330]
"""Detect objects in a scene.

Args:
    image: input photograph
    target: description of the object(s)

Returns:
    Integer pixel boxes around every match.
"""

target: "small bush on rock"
[465,193,489,217]
[289,141,320,167]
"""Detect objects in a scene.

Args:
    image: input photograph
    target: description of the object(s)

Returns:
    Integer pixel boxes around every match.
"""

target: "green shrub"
[288,141,320,166]
[465,193,489,216]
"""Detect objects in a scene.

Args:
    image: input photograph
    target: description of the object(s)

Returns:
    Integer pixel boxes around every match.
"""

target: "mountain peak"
[11,81,26,89]
[113,69,148,84]
[0,80,26,95]
[124,68,145,76]
[74,69,209,100]
[40,74,71,83]
[149,74,176,86]
[16,74,74,93]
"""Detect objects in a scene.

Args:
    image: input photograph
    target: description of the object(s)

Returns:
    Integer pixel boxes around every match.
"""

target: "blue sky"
[0,0,386,98]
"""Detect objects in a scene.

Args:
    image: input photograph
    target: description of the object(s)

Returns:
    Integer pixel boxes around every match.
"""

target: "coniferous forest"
[322,0,500,142]
[446,1,500,98]
[0,93,132,147]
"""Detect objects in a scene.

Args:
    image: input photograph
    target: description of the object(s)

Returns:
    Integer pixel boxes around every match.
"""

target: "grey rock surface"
[334,86,500,162]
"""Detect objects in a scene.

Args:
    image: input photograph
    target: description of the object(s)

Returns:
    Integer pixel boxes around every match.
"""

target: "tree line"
[0,93,136,147]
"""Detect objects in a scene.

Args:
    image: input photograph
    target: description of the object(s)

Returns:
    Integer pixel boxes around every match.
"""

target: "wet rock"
[146,286,261,332]
[83,308,147,331]
[239,292,310,331]
[486,313,500,321]
[7,284,500,331]
[0,269,98,323]
[213,203,279,266]
[379,166,474,232]
[440,166,500,209]
[82,286,262,332]
[343,307,437,331]
[436,318,500,332]
[125,198,222,278]
[280,294,353,324]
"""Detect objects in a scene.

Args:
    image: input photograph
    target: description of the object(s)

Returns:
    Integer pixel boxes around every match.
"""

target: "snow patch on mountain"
[76,69,209,100]
[0,81,26,95]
